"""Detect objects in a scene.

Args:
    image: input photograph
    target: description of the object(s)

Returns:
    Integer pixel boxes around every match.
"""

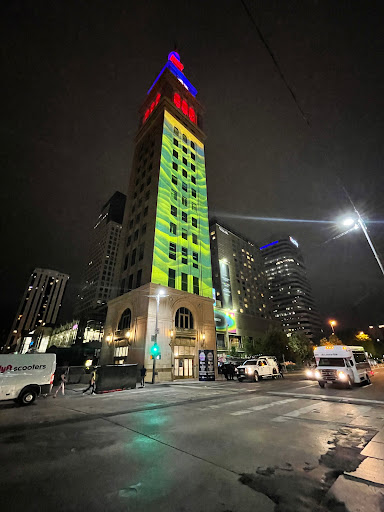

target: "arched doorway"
[114,308,132,364]
[173,307,195,378]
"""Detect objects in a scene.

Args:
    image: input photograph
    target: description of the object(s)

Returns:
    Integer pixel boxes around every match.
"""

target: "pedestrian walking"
[222,364,229,381]
[229,363,235,380]
[140,365,147,387]
[278,361,285,379]
[83,369,97,395]
[54,369,67,397]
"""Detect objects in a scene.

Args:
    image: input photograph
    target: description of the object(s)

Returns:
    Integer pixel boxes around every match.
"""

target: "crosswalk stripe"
[230,398,297,416]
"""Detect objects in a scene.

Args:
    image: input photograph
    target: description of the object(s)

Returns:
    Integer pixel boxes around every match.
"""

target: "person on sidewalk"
[54,369,67,398]
[222,364,229,381]
[140,365,147,387]
[229,363,236,380]
[278,361,285,379]
[83,369,97,395]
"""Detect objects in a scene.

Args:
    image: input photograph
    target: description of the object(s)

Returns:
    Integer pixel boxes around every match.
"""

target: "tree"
[262,328,288,360]
[288,333,312,363]
[354,332,376,357]
[319,334,343,346]
[242,336,264,357]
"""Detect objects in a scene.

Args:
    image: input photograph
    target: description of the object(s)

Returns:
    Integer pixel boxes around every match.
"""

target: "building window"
[141,224,147,235]
[134,229,139,241]
[173,138,178,146]
[175,307,194,329]
[139,243,144,261]
[173,162,178,171]
[191,202,196,211]
[128,274,133,290]
[193,276,199,295]
[172,189,177,201]
[144,206,148,216]
[129,220,134,229]
[191,141,195,150]
[192,233,198,244]
[191,176,196,184]
[182,212,187,222]
[174,126,179,136]
[171,205,177,217]
[120,279,125,295]
[131,249,136,265]
[182,157,187,166]
[182,228,188,240]
[172,175,177,185]
[191,152,196,161]
[118,308,132,330]
[123,254,129,270]
[193,252,198,262]
[182,247,188,264]
[191,163,195,172]
[181,273,188,292]
[182,196,187,206]
[147,176,151,186]
[182,134,187,143]
[182,146,187,154]
[126,235,132,247]
[136,269,142,288]
[173,149,178,159]
[170,222,177,235]
[182,169,187,178]
[169,242,176,260]
[192,217,197,227]
[182,182,187,192]
[168,268,176,288]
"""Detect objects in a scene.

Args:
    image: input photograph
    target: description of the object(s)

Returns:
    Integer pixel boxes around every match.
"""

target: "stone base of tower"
[100,283,216,382]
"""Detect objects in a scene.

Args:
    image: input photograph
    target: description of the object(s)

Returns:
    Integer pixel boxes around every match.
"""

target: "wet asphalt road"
[1,369,384,512]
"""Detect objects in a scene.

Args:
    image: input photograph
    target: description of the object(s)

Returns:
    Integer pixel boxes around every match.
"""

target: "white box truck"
[0,353,56,405]
[313,345,372,388]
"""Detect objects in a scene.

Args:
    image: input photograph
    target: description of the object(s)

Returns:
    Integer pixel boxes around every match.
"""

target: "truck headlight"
[314,370,321,379]
[337,371,347,380]
[247,368,253,374]
[305,369,313,378]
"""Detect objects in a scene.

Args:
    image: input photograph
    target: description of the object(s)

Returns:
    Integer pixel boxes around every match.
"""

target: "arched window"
[118,308,132,331]
[175,307,194,329]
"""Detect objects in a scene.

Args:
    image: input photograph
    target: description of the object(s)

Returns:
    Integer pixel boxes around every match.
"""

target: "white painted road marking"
[267,391,384,406]
[230,398,297,416]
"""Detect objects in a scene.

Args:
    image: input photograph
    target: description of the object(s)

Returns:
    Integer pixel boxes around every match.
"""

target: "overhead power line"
[240,0,310,126]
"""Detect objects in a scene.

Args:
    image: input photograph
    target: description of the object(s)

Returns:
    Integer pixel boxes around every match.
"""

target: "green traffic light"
[151,343,160,356]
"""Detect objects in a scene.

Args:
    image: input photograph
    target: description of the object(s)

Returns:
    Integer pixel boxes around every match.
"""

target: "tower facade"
[261,236,322,340]
[102,52,216,380]
[6,268,69,353]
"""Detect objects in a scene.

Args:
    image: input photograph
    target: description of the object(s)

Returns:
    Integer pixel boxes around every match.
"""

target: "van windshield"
[318,358,345,367]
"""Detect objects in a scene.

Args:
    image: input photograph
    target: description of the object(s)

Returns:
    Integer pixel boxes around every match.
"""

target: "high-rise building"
[101,51,216,380]
[6,268,69,353]
[74,191,126,321]
[260,236,321,340]
[209,221,276,355]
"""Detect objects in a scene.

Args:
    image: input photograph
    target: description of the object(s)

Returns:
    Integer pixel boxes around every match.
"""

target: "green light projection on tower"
[151,110,212,298]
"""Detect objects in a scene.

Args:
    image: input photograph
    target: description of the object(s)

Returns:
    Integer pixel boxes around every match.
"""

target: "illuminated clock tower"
[101,52,216,381]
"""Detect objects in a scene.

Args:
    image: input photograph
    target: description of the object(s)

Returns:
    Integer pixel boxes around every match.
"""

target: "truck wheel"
[318,381,325,388]
[18,388,37,405]
[238,377,244,382]
[254,372,259,382]
[346,378,353,389]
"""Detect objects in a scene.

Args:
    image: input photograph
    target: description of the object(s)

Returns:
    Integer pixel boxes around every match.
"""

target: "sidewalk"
[328,427,384,511]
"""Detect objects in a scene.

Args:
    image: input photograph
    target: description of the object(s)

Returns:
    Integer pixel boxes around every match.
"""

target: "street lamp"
[329,320,337,334]
[338,207,384,277]
[147,289,168,384]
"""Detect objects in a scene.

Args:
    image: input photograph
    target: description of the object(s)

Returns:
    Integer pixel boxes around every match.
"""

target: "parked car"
[236,356,279,382]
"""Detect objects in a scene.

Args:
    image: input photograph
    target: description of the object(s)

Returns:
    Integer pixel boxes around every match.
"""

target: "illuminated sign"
[214,308,236,334]
[148,51,197,97]
[289,236,299,247]
[143,92,161,124]
[173,93,196,124]
[260,240,279,250]
[219,260,233,309]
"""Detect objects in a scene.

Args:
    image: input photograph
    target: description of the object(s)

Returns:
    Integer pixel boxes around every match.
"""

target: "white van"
[0,353,56,405]
[236,356,279,382]
[313,345,372,388]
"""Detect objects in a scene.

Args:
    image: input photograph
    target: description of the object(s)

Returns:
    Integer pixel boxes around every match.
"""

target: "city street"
[2,369,384,512]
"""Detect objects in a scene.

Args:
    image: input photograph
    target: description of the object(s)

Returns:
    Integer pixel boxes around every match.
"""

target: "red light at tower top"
[168,51,184,72]
[173,93,197,124]
[143,93,161,123]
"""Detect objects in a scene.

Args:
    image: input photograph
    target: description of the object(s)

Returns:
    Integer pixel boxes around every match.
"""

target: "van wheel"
[18,388,37,405]
[318,381,325,388]
[254,372,259,382]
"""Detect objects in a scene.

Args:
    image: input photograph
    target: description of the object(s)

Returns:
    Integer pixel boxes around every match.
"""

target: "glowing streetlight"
[329,320,337,334]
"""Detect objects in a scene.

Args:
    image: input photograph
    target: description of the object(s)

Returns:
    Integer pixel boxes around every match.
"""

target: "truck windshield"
[318,358,345,367]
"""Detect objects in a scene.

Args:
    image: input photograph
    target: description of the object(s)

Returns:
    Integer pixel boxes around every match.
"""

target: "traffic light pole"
[152,293,160,384]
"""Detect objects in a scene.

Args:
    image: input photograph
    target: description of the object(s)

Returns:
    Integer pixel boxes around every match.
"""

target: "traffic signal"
[150,343,161,358]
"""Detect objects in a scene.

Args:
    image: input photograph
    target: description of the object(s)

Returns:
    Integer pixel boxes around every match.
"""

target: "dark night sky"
[2,0,383,335]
